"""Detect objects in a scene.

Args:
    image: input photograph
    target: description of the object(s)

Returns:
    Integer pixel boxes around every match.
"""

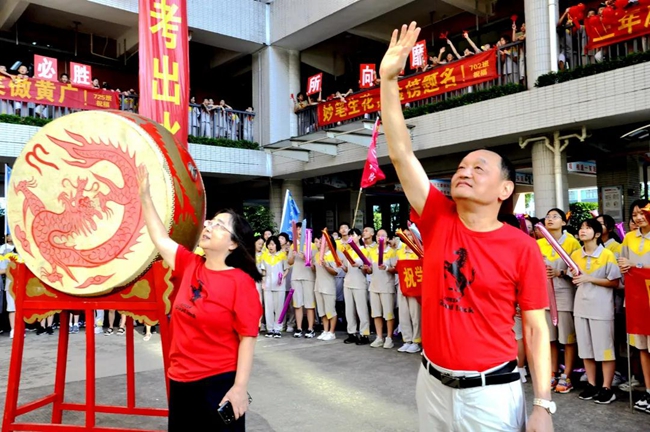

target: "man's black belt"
[421,357,520,389]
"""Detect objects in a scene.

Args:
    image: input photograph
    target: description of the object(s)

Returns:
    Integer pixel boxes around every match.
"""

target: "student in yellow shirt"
[538,208,581,393]
[570,218,621,404]
[314,234,339,341]
[365,228,396,349]
[392,230,421,354]
[261,236,288,338]
[597,215,622,258]
[342,228,371,345]
[619,199,650,410]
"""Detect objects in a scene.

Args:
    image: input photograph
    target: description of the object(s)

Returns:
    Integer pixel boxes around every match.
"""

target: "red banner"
[0,76,119,110]
[410,40,428,69]
[306,73,323,96]
[34,55,58,81]
[585,5,650,50]
[359,64,376,89]
[317,49,497,127]
[397,259,423,298]
[624,268,650,336]
[360,118,385,188]
[139,0,190,147]
[70,62,93,87]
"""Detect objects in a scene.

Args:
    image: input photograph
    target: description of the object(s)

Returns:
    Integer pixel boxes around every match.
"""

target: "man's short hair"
[487,150,516,183]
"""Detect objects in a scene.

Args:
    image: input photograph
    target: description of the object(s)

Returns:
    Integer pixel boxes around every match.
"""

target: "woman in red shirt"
[138,166,263,431]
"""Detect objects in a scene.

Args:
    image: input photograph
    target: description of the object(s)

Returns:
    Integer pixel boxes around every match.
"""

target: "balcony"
[0,91,256,145]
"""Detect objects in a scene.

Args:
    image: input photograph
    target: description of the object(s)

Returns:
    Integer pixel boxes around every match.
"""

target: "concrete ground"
[0,327,647,431]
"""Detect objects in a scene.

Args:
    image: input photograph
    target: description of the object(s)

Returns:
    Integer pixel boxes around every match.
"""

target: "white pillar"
[269,180,283,231]
[532,141,569,216]
[524,0,558,88]
[252,46,300,146]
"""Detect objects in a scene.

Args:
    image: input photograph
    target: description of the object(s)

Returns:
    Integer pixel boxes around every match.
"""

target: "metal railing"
[558,26,650,69]
[294,41,526,137]
[0,95,256,143]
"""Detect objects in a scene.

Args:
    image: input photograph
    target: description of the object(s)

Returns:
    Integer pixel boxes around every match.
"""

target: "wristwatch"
[533,398,556,415]
[636,263,644,269]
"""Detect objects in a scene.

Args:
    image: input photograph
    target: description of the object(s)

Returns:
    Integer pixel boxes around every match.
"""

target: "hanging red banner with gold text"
[317,49,497,127]
[585,4,650,50]
[0,76,119,109]
[139,0,190,147]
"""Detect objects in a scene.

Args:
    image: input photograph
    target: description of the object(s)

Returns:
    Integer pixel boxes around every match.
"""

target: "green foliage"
[402,83,526,119]
[535,50,650,88]
[187,135,260,150]
[0,114,51,127]
[568,202,599,233]
[0,114,260,150]
[243,205,276,236]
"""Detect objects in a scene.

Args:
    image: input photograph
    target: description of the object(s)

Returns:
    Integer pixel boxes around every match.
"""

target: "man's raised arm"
[379,22,430,216]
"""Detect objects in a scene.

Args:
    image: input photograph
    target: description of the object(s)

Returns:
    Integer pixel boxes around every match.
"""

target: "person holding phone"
[137,166,262,431]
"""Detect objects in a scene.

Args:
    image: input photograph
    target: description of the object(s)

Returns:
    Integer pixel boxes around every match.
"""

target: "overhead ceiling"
[21,2,135,39]
[348,0,464,43]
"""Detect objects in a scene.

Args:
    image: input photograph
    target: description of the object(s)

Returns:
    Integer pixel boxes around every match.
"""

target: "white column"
[252,46,300,146]
[532,141,569,216]
[269,180,284,231]
[524,0,558,89]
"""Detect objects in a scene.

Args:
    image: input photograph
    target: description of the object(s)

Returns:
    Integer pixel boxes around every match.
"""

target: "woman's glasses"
[203,219,238,241]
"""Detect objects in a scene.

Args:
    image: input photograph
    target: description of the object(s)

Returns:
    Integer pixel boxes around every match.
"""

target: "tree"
[568,202,599,233]
[243,205,276,237]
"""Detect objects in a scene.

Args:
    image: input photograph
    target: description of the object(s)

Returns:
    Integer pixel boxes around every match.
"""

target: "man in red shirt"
[380,22,553,431]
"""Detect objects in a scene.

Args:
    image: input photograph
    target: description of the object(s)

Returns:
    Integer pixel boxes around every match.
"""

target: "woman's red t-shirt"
[168,245,262,382]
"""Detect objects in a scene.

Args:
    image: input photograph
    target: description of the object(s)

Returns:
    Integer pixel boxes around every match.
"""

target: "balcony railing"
[0,95,256,143]
[294,41,525,137]
[559,25,650,69]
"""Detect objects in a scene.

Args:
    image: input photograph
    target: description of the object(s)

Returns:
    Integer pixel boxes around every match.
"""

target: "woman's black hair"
[254,235,263,243]
[581,218,603,245]
[217,209,262,282]
[599,214,621,243]
[266,236,281,251]
[630,199,650,220]
[546,208,567,223]
[498,214,520,229]
[529,217,541,227]
[349,228,362,237]
[278,232,290,244]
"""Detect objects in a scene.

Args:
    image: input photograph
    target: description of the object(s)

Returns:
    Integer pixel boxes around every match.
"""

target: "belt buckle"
[440,372,461,389]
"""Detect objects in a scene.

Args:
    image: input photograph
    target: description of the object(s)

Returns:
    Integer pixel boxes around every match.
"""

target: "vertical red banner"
[139,0,190,147]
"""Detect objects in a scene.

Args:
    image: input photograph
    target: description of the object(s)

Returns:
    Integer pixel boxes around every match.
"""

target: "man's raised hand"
[379,22,421,82]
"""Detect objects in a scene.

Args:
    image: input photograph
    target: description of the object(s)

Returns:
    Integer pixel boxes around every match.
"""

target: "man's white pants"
[416,360,525,431]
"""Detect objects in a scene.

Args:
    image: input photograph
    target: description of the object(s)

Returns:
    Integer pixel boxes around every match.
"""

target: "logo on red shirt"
[442,248,475,313]
[191,279,207,303]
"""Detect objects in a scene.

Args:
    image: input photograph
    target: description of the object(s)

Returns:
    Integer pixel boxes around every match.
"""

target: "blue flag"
[4,165,10,236]
[279,190,300,240]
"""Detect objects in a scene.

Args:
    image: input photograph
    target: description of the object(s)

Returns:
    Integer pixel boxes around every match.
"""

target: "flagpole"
[352,187,363,229]
[279,189,289,233]
[627,334,633,410]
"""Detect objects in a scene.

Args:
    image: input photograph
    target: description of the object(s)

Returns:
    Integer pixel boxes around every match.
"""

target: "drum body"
[6,110,205,296]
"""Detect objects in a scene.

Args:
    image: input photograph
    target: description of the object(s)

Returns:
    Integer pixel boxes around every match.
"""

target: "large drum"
[6,110,205,296]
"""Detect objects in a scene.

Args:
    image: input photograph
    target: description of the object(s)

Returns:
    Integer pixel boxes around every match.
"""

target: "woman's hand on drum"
[137,164,150,197]
[220,384,249,420]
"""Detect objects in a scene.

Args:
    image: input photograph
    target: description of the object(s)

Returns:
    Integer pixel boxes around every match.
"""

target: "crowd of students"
[254,223,423,353]
[253,202,650,415]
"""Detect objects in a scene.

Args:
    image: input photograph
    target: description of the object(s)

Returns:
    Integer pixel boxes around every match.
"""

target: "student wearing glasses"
[137,166,262,431]
[538,208,581,393]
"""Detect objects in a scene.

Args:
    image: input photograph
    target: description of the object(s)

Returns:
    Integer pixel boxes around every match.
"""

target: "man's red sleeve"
[409,183,455,244]
[516,240,549,311]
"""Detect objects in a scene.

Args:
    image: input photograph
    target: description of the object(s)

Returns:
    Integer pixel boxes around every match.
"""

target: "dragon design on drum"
[13,130,145,289]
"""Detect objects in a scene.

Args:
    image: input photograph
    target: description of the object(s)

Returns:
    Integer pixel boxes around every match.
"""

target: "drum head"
[7,110,185,296]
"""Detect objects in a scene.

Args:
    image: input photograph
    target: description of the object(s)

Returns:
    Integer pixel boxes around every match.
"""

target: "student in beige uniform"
[288,223,316,338]
[366,228,396,349]
[261,236,288,338]
[570,219,621,404]
[537,208,581,393]
[342,228,371,345]
[619,199,650,412]
[314,234,339,341]
[392,232,422,354]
